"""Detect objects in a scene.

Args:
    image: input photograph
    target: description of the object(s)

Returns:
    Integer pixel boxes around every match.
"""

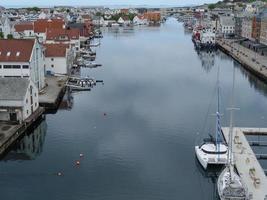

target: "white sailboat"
[217,67,249,200]
[195,68,228,169]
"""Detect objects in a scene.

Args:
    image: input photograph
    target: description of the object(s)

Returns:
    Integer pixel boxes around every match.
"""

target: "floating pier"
[222,127,267,200]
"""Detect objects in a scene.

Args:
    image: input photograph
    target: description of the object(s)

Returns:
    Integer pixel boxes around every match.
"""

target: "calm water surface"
[0,18,267,200]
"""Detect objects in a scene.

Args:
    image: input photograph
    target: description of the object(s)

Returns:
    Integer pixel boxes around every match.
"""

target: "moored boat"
[195,67,228,169]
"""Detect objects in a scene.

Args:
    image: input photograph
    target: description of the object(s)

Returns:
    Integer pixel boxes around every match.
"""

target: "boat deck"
[222,127,267,200]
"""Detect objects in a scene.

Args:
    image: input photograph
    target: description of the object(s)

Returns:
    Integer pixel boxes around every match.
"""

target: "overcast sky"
[2,0,217,7]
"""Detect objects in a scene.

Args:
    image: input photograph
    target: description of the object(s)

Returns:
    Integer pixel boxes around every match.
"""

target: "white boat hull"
[195,143,228,170]
[217,167,248,200]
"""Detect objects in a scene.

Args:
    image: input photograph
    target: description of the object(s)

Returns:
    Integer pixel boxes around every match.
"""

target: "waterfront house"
[45,28,80,52]
[44,43,74,75]
[0,78,39,124]
[260,8,267,46]
[144,12,161,24]
[13,22,34,39]
[33,19,65,42]
[133,15,148,25]
[219,16,235,38]
[242,16,253,40]
[117,16,131,25]
[251,14,262,43]
[0,39,45,90]
[234,15,243,38]
[67,22,92,42]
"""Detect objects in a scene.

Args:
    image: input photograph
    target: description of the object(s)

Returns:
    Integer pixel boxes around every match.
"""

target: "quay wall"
[216,39,267,82]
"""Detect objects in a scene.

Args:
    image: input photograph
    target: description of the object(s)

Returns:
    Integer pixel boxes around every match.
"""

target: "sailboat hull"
[217,167,248,200]
[195,143,228,170]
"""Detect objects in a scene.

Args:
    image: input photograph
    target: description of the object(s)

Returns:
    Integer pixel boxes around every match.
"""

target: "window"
[23,65,29,69]
[35,93,37,97]
[35,102,37,107]
[12,65,20,69]
[3,65,12,69]
[27,110,29,114]
[0,65,1,68]
[26,99,28,104]
[51,58,54,61]
[51,65,54,68]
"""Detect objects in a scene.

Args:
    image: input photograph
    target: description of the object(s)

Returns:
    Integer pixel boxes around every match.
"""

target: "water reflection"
[2,118,47,161]
[196,50,216,73]
[59,88,74,110]
[234,61,267,98]
[195,158,221,200]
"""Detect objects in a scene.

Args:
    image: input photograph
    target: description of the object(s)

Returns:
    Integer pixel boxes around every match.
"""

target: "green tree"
[0,32,4,39]
[27,7,40,12]
[208,4,216,10]
[7,34,13,39]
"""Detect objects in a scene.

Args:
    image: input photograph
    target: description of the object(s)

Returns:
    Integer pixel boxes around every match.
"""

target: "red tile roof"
[14,22,34,32]
[46,28,80,41]
[44,44,69,57]
[0,39,35,62]
[34,19,65,33]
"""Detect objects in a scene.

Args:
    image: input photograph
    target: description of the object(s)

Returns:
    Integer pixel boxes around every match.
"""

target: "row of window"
[0,65,29,69]
[223,26,234,29]
[3,75,29,78]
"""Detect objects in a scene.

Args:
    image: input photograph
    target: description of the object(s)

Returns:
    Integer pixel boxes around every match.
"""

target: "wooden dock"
[222,127,267,200]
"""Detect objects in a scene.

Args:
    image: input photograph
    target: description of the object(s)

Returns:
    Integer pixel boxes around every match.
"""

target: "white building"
[118,16,131,25]
[0,15,11,38]
[44,44,75,75]
[45,28,80,52]
[133,15,148,25]
[13,22,34,39]
[219,16,235,37]
[0,39,45,90]
[0,78,39,124]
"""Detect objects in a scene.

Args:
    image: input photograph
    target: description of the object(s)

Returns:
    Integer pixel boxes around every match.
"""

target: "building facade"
[0,78,39,124]
[0,39,45,90]
[260,8,267,45]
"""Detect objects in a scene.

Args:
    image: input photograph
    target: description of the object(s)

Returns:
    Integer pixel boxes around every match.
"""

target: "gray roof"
[220,16,235,26]
[0,78,29,101]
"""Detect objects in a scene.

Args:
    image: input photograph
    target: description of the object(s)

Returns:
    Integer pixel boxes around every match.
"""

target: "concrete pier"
[0,108,44,156]
[222,127,267,200]
[39,76,68,110]
[216,39,267,82]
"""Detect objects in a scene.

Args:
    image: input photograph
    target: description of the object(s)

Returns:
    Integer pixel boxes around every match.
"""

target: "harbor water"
[0,18,266,200]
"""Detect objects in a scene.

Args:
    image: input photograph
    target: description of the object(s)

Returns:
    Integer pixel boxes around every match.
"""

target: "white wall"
[45,57,68,75]
[0,62,30,77]
[29,41,45,90]
[22,80,39,120]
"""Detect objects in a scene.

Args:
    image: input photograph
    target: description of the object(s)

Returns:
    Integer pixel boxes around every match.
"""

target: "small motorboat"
[84,62,102,68]
[66,77,96,91]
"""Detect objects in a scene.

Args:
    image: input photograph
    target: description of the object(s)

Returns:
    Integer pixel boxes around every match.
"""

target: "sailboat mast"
[215,67,221,153]
[228,66,236,168]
